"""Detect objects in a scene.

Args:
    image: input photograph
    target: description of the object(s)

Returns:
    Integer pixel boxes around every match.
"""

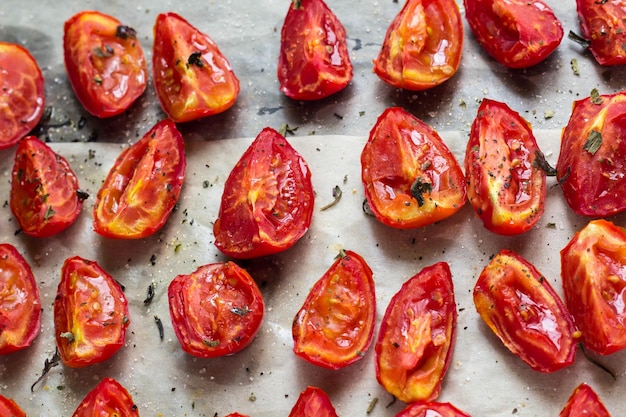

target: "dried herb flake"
[583,130,603,155]
[410,177,432,207]
[320,185,343,211]
[187,52,204,68]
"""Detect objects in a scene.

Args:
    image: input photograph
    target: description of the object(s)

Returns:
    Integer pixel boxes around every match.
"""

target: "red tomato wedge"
[72,377,138,417]
[64,11,147,118]
[0,42,45,149]
[465,99,546,235]
[556,90,626,217]
[168,262,264,358]
[575,0,626,66]
[396,400,471,417]
[153,12,240,122]
[473,249,576,372]
[0,394,26,417]
[373,0,463,91]
[214,127,314,259]
[288,386,339,417]
[375,262,456,403]
[292,250,376,370]
[561,219,626,355]
[559,383,611,417]
[93,119,186,239]
[10,136,84,238]
[278,0,353,100]
[54,256,130,368]
[464,0,563,68]
[225,414,249,417]
[0,243,41,355]
[361,107,466,229]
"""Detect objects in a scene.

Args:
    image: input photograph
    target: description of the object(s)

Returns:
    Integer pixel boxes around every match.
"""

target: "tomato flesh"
[576,0,626,66]
[72,377,138,417]
[395,400,471,417]
[288,386,339,417]
[558,383,611,417]
[0,394,26,417]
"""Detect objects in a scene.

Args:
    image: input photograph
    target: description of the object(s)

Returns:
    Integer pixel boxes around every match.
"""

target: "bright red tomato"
[375,262,456,403]
[72,377,138,417]
[153,12,240,122]
[556,91,626,217]
[10,136,84,237]
[576,0,626,66]
[474,249,576,372]
[288,386,339,417]
[93,119,186,239]
[292,250,376,370]
[168,261,264,358]
[213,127,314,259]
[224,414,249,417]
[64,11,147,118]
[278,0,353,100]
[0,244,41,355]
[561,219,626,355]
[54,256,130,368]
[465,99,546,235]
[558,383,611,417]
[361,107,466,229]
[373,0,463,91]
[0,42,45,149]
[0,394,26,417]
[395,400,470,417]
[464,0,563,68]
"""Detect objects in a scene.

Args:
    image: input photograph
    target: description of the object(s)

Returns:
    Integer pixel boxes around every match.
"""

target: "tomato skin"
[556,91,626,217]
[54,256,130,368]
[558,383,611,417]
[361,107,466,229]
[576,0,626,66]
[214,127,314,259]
[464,0,563,68]
[395,400,471,417]
[64,11,147,118]
[168,262,264,358]
[72,377,139,417]
[474,250,576,372]
[0,394,26,417]
[224,414,249,417]
[278,0,353,100]
[153,12,240,122]
[375,262,456,403]
[288,386,339,417]
[93,119,186,239]
[373,0,463,91]
[0,42,45,149]
[292,250,376,370]
[561,219,626,355]
[465,99,546,235]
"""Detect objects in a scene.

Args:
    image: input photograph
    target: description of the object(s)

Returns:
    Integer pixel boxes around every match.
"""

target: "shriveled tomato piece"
[464,0,563,68]
[278,0,353,100]
[153,12,240,122]
[0,394,26,417]
[396,400,470,417]
[214,127,314,259]
[561,219,626,356]
[375,262,456,403]
[93,119,186,239]
[288,386,339,417]
[0,42,45,149]
[361,107,466,229]
[559,383,611,417]
[0,243,41,355]
[72,377,138,417]
[54,256,130,368]
[64,11,147,118]
[465,99,546,235]
[373,0,463,90]
[575,0,626,66]
[556,91,626,217]
[168,262,264,358]
[293,250,376,370]
[474,249,576,372]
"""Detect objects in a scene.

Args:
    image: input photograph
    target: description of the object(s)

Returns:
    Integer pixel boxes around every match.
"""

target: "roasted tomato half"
[0,243,41,355]
[214,127,314,259]
[11,136,84,237]
[54,256,130,368]
[361,107,466,229]
[0,42,45,149]
[375,262,456,403]
[278,0,353,100]
[72,378,139,417]
[288,386,339,417]
[64,11,147,118]
[168,262,264,358]
[396,400,471,417]
[373,0,463,90]
[575,0,626,66]
[465,99,546,235]
[0,394,26,417]
[93,119,186,239]
[561,219,626,355]
[153,12,240,122]
[464,0,563,68]
[556,90,626,217]
[558,383,611,417]
[224,414,249,417]
[293,250,376,370]
[474,249,576,372]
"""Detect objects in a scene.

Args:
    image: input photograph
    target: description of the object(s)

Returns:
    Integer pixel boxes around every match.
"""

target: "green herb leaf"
[590,88,603,105]
[410,177,433,207]
[203,339,220,347]
[570,59,580,76]
[187,52,204,68]
[44,206,56,221]
[279,123,298,136]
[59,331,75,343]
[533,150,557,176]
[568,30,590,49]
[583,130,603,155]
